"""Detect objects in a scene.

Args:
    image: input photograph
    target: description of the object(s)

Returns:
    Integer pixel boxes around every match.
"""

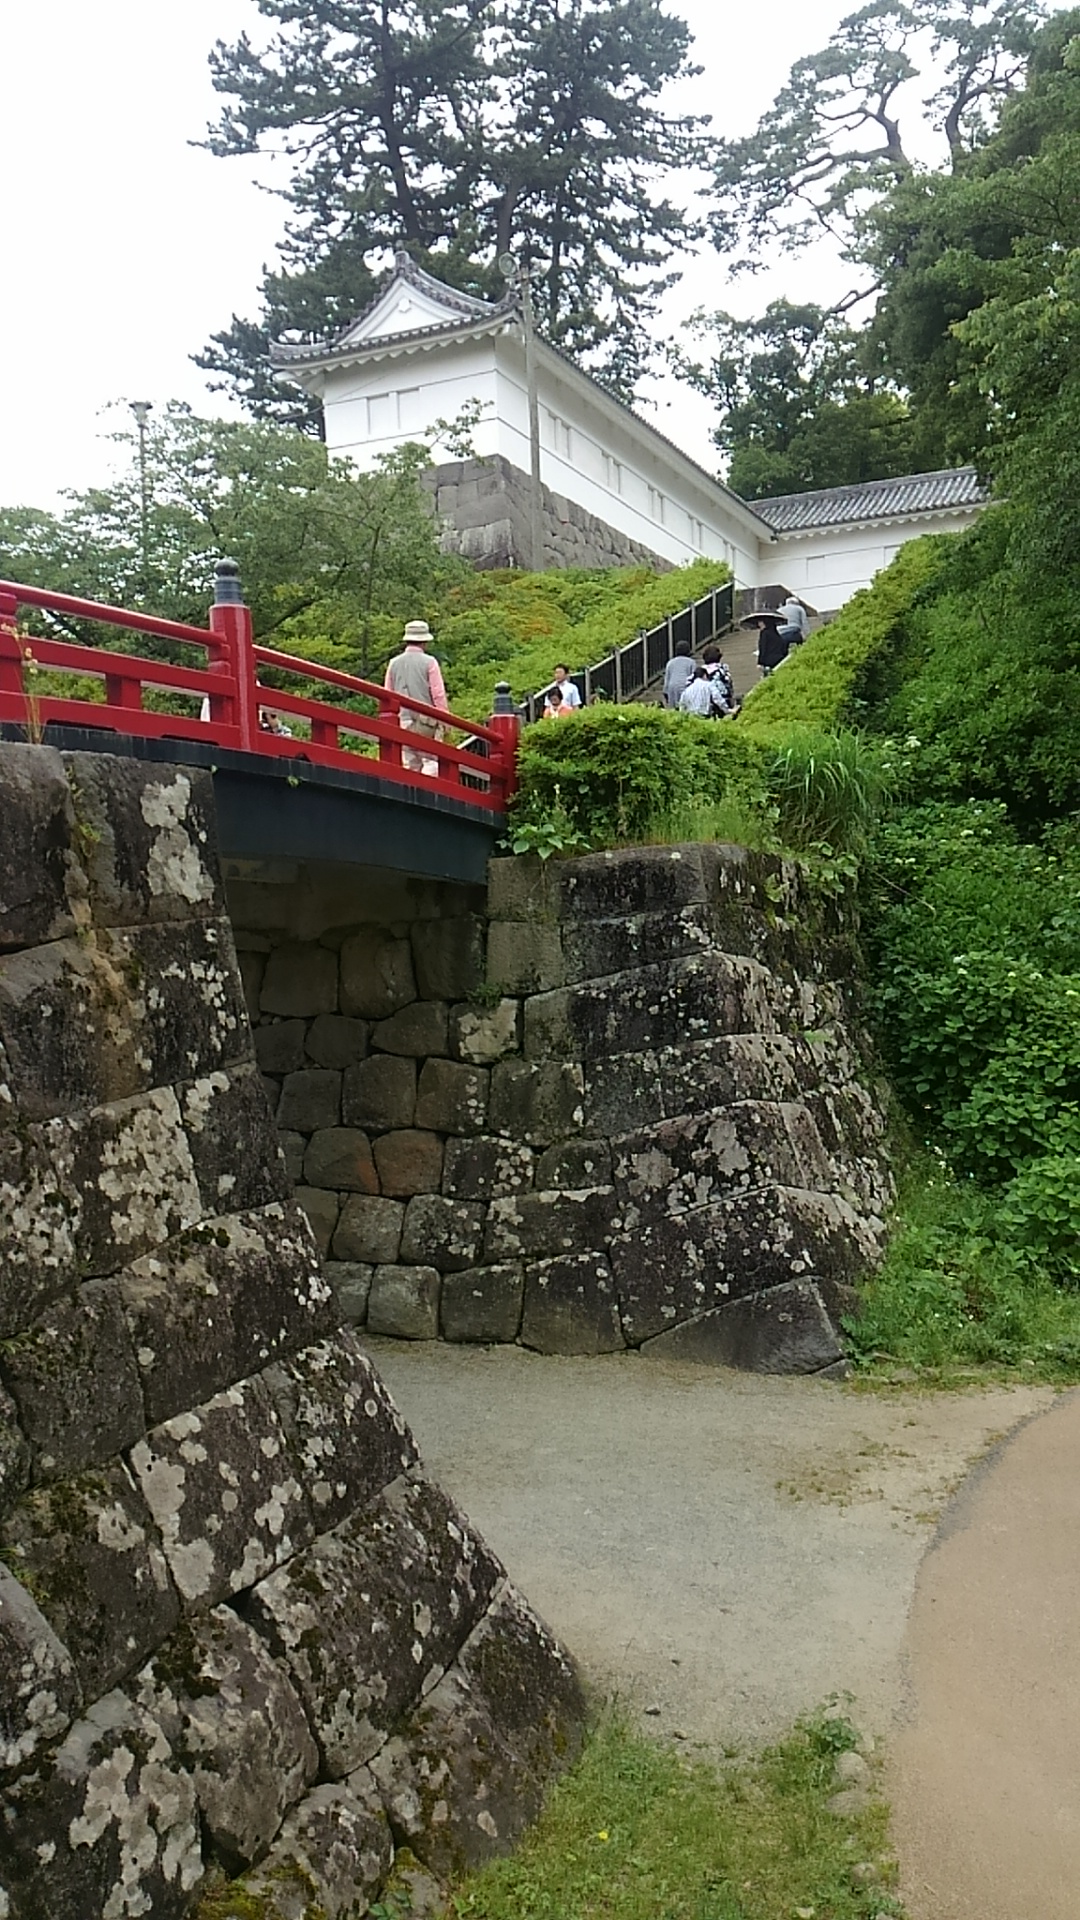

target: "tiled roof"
[754,467,987,533]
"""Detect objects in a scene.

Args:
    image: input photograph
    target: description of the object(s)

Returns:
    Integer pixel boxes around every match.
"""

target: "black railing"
[520,579,735,722]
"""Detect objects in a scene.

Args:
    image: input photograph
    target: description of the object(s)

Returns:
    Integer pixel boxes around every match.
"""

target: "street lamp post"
[498,254,544,573]
[130,401,153,602]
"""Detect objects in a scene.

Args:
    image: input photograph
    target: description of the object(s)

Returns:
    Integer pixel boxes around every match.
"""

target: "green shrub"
[1000,1154,1080,1284]
[738,538,946,744]
[509,705,772,852]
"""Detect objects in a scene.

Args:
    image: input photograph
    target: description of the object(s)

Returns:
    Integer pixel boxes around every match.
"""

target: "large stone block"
[368,1265,441,1340]
[527,954,786,1065]
[370,1584,585,1879]
[246,1476,501,1777]
[304,1127,378,1193]
[484,1187,617,1263]
[442,1133,535,1200]
[221,1772,392,1920]
[485,856,560,925]
[180,1064,289,1215]
[441,1264,524,1344]
[0,1277,143,1479]
[253,1019,307,1075]
[534,1139,613,1191]
[112,915,250,1090]
[610,1185,884,1346]
[639,1280,844,1374]
[0,1560,81,1772]
[1,1690,202,1920]
[324,1262,373,1325]
[50,1087,204,1286]
[277,1067,342,1133]
[128,1375,313,1610]
[657,1033,814,1118]
[371,1000,448,1058]
[295,1187,341,1256]
[260,941,339,1018]
[580,1050,664,1136]
[264,1332,419,1536]
[486,921,564,995]
[400,1194,485,1272]
[119,1203,336,1428]
[340,928,416,1019]
[134,1607,318,1871]
[373,1130,444,1197]
[332,1194,404,1265]
[488,1060,584,1147]
[0,745,83,951]
[558,845,711,922]
[521,1253,624,1355]
[610,1102,834,1216]
[306,1012,370,1069]
[450,998,520,1064]
[562,905,714,985]
[0,1464,181,1699]
[415,1058,489,1134]
[65,755,222,927]
[412,915,486,999]
[342,1053,417,1132]
[0,935,140,1120]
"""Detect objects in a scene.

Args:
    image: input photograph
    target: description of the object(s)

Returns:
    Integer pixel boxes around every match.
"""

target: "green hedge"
[510,704,771,850]
[737,538,946,744]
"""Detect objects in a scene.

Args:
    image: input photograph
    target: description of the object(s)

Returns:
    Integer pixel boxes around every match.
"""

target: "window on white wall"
[367,391,395,436]
[648,486,667,526]
[688,515,705,550]
[543,411,572,458]
[397,387,425,432]
[602,453,624,494]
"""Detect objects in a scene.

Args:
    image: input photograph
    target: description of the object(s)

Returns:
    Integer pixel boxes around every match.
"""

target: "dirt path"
[369,1339,1049,1752]
[889,1388,1080,1919]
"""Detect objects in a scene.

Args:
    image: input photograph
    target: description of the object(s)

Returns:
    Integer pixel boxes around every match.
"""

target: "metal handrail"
[520,579,735,721]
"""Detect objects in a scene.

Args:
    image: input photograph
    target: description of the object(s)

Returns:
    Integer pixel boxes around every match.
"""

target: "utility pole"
[130,400,153,602]
[498,254,544,573]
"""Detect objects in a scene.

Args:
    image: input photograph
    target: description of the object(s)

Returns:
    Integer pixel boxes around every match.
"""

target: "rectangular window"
[648,487,667,526]
[603,453,623,494]
[397,387,424,432]
[367,391,395,436]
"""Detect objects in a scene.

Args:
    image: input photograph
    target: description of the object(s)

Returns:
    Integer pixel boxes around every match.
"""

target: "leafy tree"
[674,300,917,497]
[201,0,704,412]
[0,405,463,679]
[709,0,1044,260]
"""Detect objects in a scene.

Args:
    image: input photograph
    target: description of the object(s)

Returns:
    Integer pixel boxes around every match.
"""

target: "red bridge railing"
[0,560,520,814]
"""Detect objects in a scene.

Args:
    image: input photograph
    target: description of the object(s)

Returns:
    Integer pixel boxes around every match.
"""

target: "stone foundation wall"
[0,749,584,1920]
[240,846,893,1375]
[425,453,671,571]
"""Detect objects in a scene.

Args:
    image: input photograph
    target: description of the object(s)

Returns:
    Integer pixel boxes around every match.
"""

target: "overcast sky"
[0,0,978,509]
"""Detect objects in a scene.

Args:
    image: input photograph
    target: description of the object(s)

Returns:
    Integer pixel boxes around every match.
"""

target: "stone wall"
[239,845,892,1375]
[424,454,671,572]
[0,747,584,1920]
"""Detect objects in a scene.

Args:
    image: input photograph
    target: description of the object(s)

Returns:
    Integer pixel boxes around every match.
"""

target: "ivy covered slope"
[439,558,729,719]
[742,522,1080,1378]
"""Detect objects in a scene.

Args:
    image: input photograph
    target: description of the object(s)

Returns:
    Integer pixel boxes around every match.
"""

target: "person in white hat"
[384,620,449,775]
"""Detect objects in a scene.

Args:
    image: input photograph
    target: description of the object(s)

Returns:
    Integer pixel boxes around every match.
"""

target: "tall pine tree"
[199,0,704,420]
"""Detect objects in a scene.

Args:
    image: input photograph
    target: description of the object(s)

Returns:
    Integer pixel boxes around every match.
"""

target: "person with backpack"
[702,645,738,716]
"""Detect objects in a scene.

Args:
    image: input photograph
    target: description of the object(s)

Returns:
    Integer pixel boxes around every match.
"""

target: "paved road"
[369,1339,1048,1752]
[889,1388,1080,1920]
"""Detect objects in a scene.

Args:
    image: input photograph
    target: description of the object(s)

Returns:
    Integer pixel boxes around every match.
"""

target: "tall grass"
[767,731,888,853]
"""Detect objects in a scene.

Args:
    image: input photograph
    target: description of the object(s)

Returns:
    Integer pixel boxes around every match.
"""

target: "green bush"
[509,705,772,851]
[1000,1154,1080,1285]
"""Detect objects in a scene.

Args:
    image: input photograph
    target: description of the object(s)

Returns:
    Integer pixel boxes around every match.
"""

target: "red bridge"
[0,562,520,885]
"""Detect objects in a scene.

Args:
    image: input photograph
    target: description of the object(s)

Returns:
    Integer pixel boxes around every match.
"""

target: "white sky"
[0,0,1002,509]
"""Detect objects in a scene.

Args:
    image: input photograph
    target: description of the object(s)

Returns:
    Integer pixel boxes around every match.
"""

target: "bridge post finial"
[213,558,245,606]
[488,682,521,804]
[209,559,257,751]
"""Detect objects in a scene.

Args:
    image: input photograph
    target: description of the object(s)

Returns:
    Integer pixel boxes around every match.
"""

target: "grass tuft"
[451,1713,901,1920]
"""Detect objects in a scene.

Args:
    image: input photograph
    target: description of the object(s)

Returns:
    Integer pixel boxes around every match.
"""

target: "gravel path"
[889,1387,1080,1919]
[369,1339,1049,1752]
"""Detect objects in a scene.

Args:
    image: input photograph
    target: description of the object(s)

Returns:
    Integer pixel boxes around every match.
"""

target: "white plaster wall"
[322,341,502,468]
[771,508,983,608]
[491,338,763,583]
